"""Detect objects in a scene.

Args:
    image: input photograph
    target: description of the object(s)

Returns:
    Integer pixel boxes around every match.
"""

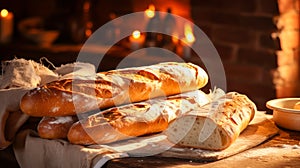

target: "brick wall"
[190,0,280,110]
[2,0,298,111]
[273,0,300,98]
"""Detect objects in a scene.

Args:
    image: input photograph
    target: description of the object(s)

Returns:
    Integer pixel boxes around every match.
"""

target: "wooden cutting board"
[158,112,279,161]
[92,112,279,162]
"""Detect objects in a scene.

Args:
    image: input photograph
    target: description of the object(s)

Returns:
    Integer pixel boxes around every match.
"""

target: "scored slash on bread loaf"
[165,92,256,151]
[67,90,211,145]
[20,62,208,117]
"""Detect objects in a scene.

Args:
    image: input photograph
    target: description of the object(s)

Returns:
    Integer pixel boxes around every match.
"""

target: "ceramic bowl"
[18,17,59,47]
[266,98,300,131]
[24,29,59,47]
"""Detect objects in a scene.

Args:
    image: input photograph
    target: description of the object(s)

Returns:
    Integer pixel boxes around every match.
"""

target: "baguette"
[67,90,210,145]
[20,62,208,117]
[37,116,78,139]
[165,92,256,150]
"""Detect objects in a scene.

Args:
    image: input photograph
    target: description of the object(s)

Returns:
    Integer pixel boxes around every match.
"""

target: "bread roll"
[67,90,210,145]
[20,62,208,117]
[165,92,256,150]
[38,116,78,139]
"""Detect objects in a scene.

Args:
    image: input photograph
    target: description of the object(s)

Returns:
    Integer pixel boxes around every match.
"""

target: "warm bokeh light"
[1,9,8,17]
[145,4,155,18]
[172,33,179,44]
[184,24,195,43]
[133,0,191,20]
[132,30,141,39]
[85,29,92,37]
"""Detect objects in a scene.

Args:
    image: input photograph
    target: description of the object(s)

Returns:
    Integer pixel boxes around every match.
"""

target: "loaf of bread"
[37,116,78,139]
[67,90,211,145]
[20,62,208,117]
[165,92,256,151]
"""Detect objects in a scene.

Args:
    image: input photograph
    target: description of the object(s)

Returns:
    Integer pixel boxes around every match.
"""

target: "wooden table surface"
[103,127,300,168]
[0,119,300,168]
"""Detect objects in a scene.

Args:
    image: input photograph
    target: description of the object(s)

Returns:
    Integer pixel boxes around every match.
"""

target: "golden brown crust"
[67,90,210,145]
[37,116,78,139]
[20,85,112,117]
[68,113,169,145]
[20,62,208,117]
[165,92,257,150]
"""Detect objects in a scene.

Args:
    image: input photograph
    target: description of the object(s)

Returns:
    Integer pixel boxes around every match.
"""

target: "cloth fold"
[0,59,96,150]
[13,130,128,168]
[0,88,31,149]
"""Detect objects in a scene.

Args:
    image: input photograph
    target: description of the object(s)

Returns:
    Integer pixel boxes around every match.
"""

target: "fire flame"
[184,23,195,43]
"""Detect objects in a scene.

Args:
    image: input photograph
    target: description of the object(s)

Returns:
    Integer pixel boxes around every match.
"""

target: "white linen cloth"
[0,58,96,149]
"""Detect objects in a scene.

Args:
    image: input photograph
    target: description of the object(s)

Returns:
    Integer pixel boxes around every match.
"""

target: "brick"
[194,23,213,37]
[277,0,299,13]
[297,0,300,11]
[259,33,281,50]
[276,50,298,66]
[193,11,277,33]
[190,1,216,9]
[262,69,276,86]
[258,0,279,15]
[227,80,276,110]
[192,10,243,28]
[276,84,300,98]
[214,43,236,62]
[239,15,277,31]
[191,9,216,24]
[276,11,300,30]
[212,26,256,45]
[224,64,264,83]
[211,12,242,26]
[191,0,256,13]
[278,29,300,50]
[237,48,277,68]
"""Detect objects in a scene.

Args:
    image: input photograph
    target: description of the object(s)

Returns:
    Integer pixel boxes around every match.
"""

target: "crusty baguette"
[38,116,78,139]
[165,92,256,151]
[20,62,208,117]
[67,90,210,145]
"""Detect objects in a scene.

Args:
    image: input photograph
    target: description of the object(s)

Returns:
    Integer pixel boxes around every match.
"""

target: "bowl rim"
[266,98,300,114]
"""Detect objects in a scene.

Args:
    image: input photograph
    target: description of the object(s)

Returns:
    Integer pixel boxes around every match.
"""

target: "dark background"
[0,0,283,111]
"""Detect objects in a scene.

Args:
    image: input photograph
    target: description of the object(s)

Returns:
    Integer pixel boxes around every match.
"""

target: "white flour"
[48,116,73,124]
